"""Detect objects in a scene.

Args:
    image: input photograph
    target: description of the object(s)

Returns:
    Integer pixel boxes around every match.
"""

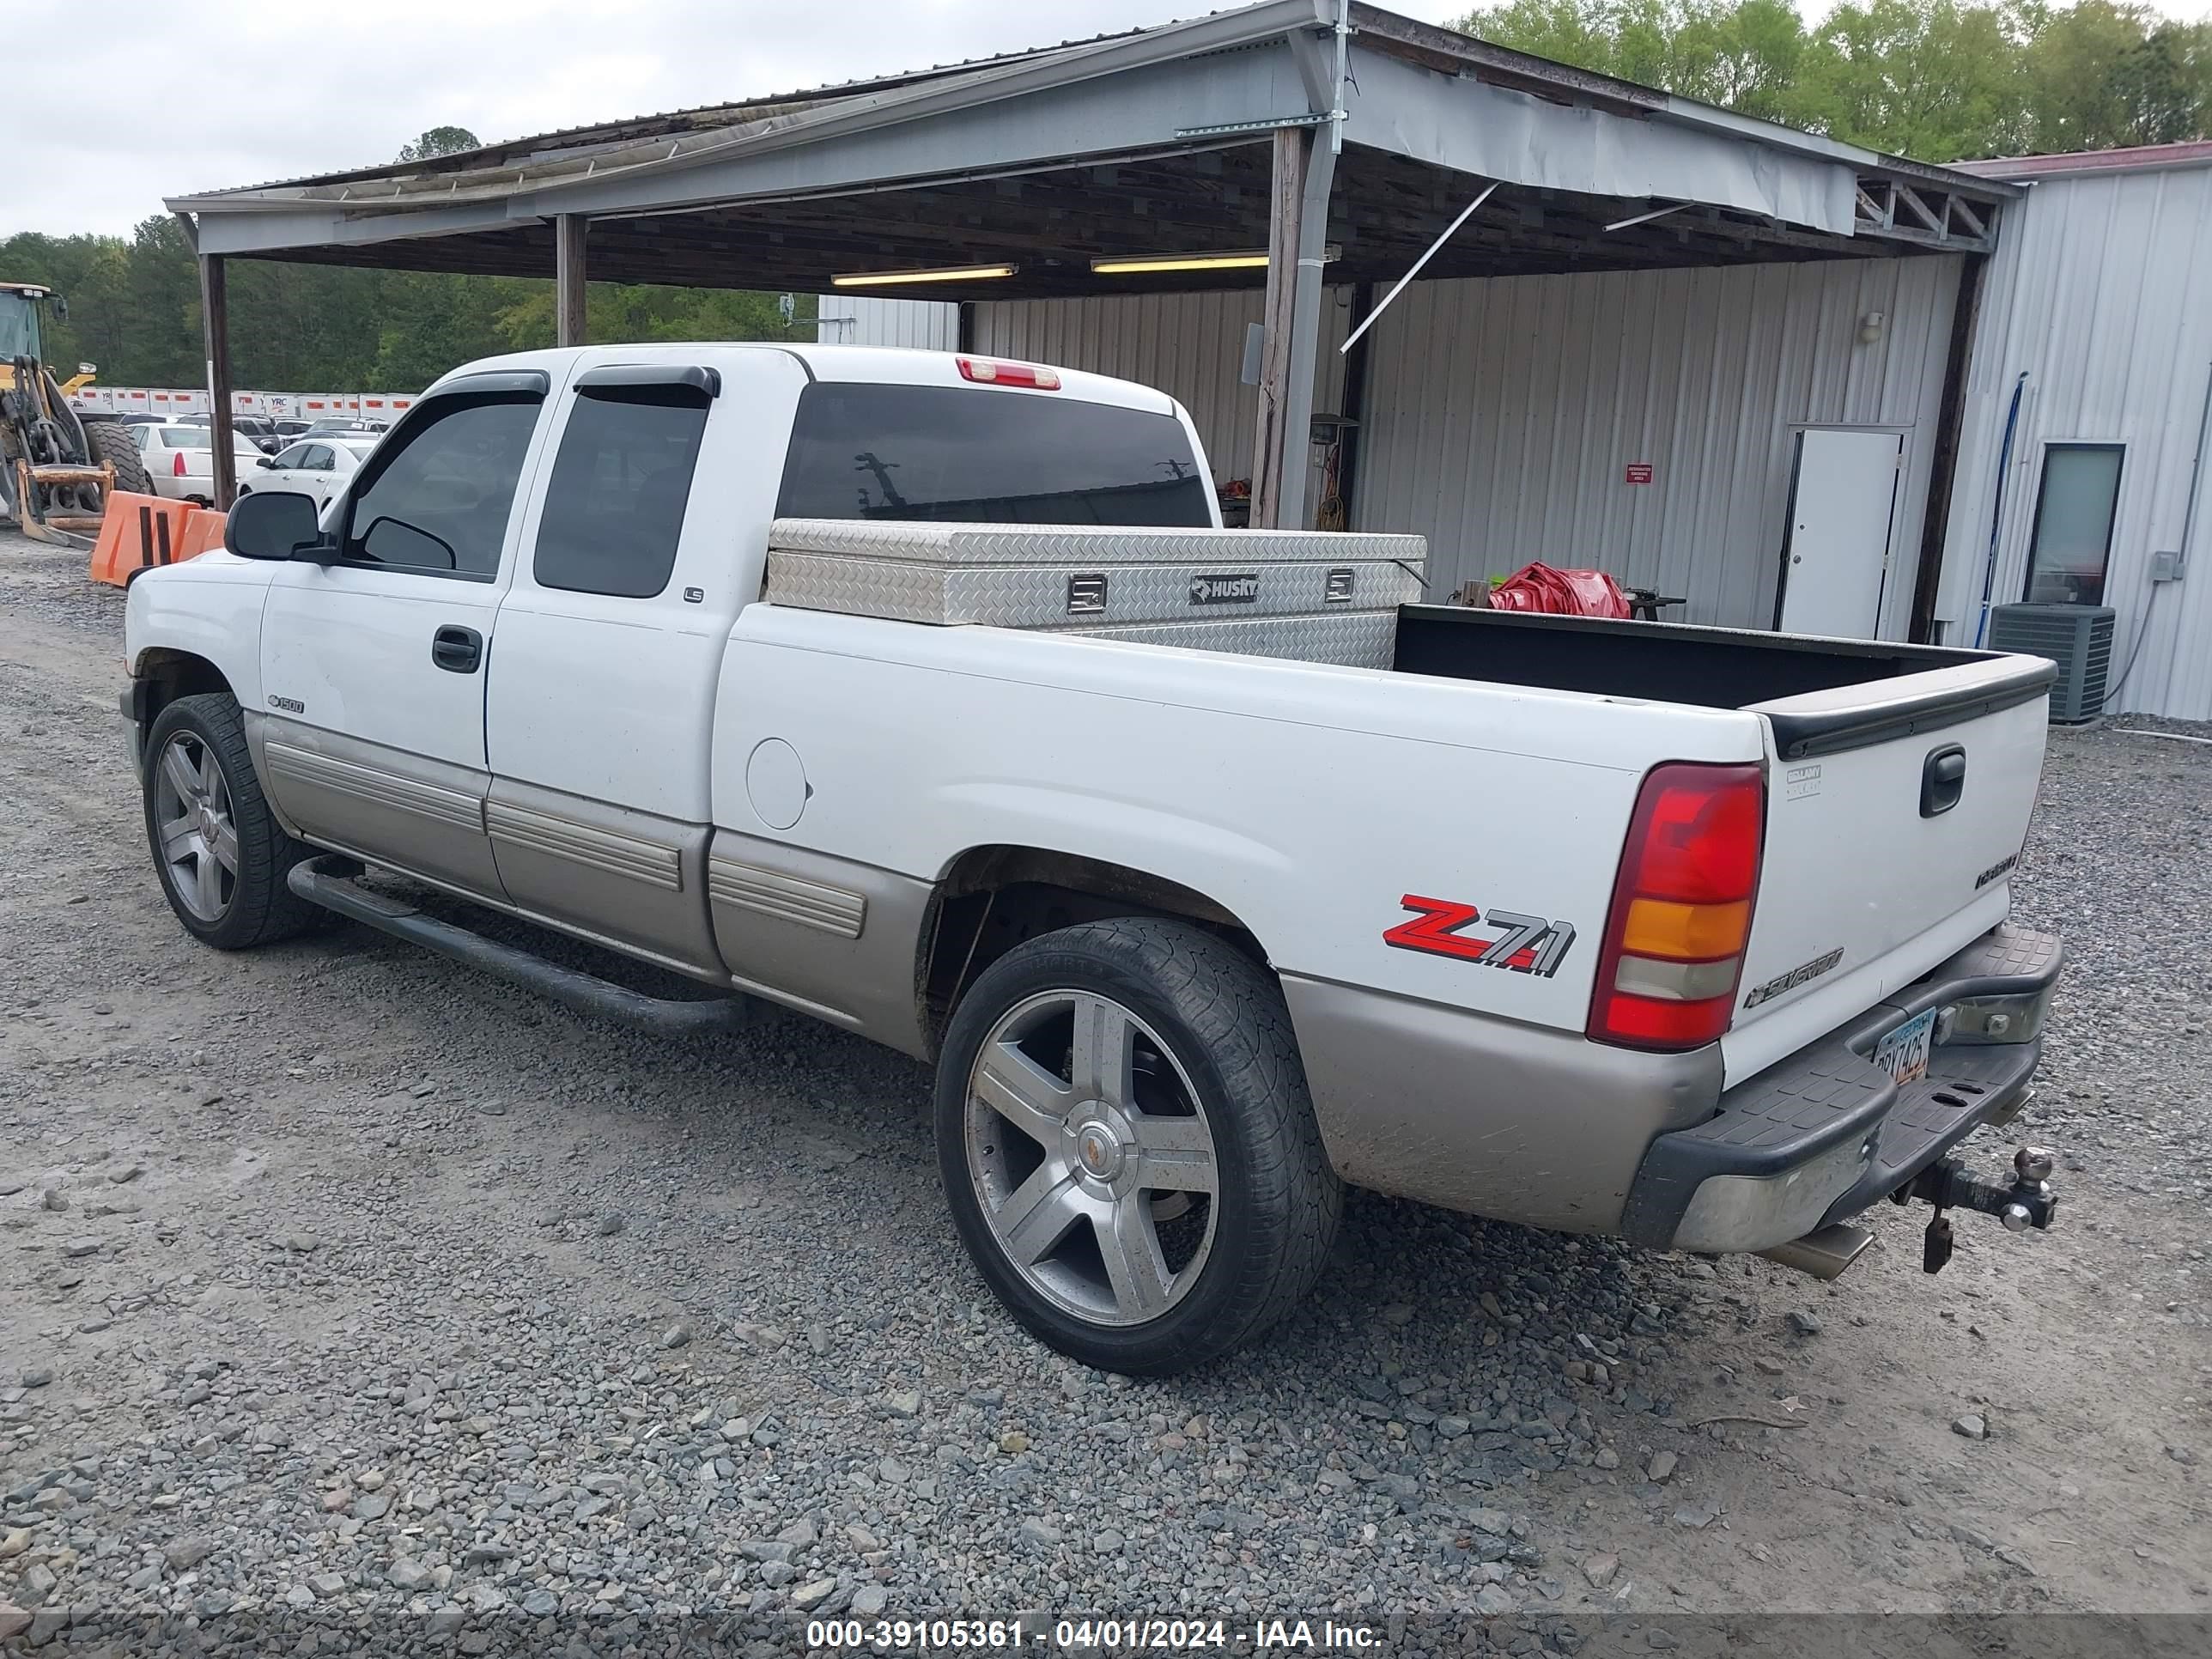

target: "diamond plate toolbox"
[1073,611,1399,669]
[764,551,1425,629]
[769,518,1427,568]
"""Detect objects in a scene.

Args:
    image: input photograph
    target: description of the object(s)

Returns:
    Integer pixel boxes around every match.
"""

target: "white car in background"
[240,436,378,508]
[136,422,265,507]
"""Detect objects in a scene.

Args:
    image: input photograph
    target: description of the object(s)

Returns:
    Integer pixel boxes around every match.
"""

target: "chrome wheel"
[152,731,239,922]
[964,989,1220,1327]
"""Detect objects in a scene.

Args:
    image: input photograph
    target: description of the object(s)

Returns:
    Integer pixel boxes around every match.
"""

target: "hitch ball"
[2014,1146,2056,1184]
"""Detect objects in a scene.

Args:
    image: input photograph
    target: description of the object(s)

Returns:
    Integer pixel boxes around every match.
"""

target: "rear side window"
[533,386,710,598]
[343,394,539,579]
[776,384,1212,526]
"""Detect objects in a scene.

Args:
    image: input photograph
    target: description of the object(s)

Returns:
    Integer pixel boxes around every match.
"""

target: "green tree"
[1459,0,2212,160]
[1799,0,2030,159]
[394,125,483,162]
[1469,0,1811,119]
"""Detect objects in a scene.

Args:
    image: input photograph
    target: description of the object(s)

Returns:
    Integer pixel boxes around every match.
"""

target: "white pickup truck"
[120,343,2063,1373]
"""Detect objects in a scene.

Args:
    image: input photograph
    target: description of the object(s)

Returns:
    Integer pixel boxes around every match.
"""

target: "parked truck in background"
[117,344,2064,1373]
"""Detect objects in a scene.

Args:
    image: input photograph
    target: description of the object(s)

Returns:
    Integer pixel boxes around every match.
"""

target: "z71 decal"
[1383,895,1577,977]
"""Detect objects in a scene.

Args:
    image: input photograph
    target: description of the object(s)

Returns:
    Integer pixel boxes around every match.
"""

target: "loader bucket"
[10,457,113,545]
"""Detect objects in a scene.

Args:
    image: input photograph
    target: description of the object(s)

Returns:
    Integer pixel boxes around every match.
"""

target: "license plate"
[1874,1007,1938,1086]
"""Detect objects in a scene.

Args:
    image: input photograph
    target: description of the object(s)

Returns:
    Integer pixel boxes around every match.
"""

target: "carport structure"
[167,0,2011,635]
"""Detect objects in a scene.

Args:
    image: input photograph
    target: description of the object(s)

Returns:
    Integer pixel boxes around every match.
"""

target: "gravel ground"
[1,527,2207,1656]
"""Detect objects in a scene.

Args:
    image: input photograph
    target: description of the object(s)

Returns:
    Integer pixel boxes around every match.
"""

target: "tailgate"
[1723,655,2054,1082]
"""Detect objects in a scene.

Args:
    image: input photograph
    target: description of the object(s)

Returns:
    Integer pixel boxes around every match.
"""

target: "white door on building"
[1778,428,1905,637]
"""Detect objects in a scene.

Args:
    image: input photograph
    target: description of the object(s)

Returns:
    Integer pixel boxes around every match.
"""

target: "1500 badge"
[1383,895,1576,976]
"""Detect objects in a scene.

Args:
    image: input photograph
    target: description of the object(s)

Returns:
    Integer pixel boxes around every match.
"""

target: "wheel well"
[134,650,233,728]
[920,846,1268,1048]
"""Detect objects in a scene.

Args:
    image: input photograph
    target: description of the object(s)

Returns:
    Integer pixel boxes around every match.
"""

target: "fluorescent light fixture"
[1091,245,1340,276]
[830,264,1016,288]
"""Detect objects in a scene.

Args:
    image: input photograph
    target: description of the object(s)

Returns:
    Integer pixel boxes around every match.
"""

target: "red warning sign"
[1625,463,1655,485]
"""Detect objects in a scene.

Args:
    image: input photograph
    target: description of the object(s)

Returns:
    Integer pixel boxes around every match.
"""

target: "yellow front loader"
[1,281,149,544]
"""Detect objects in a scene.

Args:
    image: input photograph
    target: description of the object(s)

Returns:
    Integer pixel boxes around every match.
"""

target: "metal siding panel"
[1347,256,1952,634]
[1939,164,2212,717]
[816,295,957,349]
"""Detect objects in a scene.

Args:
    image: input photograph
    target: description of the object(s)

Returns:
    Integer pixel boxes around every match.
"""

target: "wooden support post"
[556,216,588,348]
[198,253,237,509]
[1249,125,1308,530]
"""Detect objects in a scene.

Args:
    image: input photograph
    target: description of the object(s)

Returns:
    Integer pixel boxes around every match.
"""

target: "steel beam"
[1275,123,1338,529]
[1249,126,1307,530]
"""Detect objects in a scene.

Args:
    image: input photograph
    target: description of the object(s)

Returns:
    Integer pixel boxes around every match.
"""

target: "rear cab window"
[776,383,1212,526]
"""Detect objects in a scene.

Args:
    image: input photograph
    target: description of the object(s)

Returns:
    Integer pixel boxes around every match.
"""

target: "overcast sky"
[14,0,2212,239]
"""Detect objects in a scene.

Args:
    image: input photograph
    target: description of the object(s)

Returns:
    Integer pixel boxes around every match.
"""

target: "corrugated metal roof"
[1955,140,2212,181]
[172,12,1217,200]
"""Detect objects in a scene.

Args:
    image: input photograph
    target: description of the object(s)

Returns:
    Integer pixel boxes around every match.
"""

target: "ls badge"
[1383,895,1577,977]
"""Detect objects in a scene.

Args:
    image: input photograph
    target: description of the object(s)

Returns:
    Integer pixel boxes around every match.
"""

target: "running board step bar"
[287,855,757,1036]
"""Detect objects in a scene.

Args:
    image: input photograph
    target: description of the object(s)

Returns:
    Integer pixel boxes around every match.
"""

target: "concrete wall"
[1936,161,2212,719]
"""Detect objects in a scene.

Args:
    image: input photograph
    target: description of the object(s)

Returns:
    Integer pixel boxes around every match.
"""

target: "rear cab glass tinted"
[533,383,711,598]
[776,383,1211,526]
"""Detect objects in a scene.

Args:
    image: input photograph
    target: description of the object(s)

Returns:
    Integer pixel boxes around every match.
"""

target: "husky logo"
[1189,574,1261,605]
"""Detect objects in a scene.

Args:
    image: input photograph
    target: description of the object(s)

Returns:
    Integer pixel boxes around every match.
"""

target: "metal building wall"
[970,289,1352,488]
[816,295,959,350]
[1935,162,2212,719]
[1353,258,1960,634]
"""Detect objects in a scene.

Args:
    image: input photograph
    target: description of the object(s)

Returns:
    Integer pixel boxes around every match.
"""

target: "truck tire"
[936,916,1340,1374]
[141,692,326,950]
[82,419,152,497]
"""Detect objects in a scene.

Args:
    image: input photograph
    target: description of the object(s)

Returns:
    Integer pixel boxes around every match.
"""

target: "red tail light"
[173,449,187,477]
[1588,763,1765,1052]
[957,355,1060,390]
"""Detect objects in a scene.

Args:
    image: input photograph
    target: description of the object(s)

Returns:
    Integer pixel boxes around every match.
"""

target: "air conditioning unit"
[1987,604,2115,723]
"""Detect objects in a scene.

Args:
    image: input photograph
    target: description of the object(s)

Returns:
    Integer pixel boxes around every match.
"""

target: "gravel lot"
[2,526,2207,1654]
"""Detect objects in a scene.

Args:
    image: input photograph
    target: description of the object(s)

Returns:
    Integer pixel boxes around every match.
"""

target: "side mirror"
[224,490,325,562]
[52,295,69,321]
[256,456,275,469]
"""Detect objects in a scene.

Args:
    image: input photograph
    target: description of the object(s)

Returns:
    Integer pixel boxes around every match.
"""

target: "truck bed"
[1391,605,2054,760]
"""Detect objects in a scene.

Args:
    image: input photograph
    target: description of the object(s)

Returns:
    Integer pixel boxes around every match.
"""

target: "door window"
[343,394,540,580]
[269,443,315,469]
[301,446,335,472]
[2023,444,2123,606]
[532,385,710,599]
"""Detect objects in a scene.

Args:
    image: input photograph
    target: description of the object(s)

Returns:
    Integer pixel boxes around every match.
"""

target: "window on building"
[532,384,712,598]
[2023,444,2124,606]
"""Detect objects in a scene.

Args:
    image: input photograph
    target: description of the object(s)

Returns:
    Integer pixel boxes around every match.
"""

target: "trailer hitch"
[1894,1146,2058,1274]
